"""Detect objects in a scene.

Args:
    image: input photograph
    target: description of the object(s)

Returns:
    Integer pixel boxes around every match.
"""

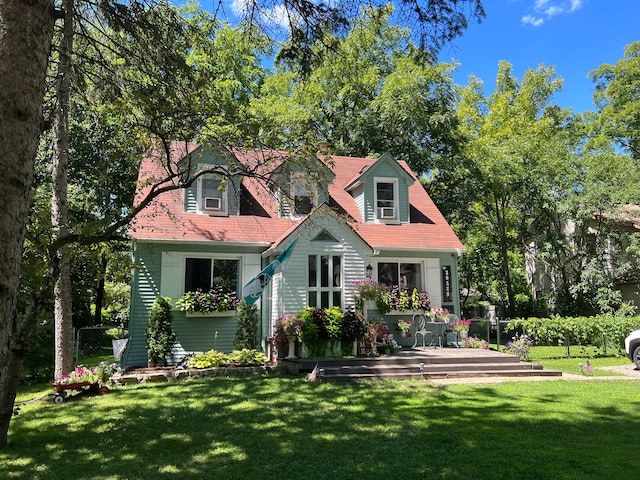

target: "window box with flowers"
[376,286,430,314]
[175,285,240,317]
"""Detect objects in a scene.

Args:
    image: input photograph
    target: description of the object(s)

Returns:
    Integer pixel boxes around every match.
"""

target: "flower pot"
[400,331,407,338]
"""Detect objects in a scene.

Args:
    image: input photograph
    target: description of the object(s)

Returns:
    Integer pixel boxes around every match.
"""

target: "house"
[525,204,640,313]
[121,143,465,367]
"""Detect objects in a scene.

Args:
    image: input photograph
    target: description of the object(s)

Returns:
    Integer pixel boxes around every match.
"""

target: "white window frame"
[374,259,425,292]
[290,172,318,217]
[183,254,242,294]
[196,166,229,216]
[374,177,399,222]
[307,254,342,309]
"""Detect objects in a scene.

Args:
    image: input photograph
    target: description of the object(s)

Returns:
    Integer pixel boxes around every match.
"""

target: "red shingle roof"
[130,144,464,252]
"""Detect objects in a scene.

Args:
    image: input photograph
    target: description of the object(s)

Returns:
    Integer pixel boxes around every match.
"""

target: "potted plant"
[340,307,367,356]
[272,313,302,359]
[394,318,413,337]
[428,307,450,322]
[452,319,471,335]
[352,279,385,306]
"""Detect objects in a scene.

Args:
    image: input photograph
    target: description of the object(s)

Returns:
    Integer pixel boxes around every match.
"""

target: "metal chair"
[412,313,434,348]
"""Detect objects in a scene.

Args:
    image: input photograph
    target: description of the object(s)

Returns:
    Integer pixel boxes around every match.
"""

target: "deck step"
[284,348,562,381]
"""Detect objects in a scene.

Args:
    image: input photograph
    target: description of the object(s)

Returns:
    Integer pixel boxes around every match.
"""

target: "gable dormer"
[271,156,335,219]
[345,152,414,224]
[182,147,241,216]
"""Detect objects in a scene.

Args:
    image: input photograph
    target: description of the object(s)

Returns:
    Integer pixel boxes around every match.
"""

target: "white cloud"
[229,0,291,30]
[523,0,584,26]
[521,14,545,27]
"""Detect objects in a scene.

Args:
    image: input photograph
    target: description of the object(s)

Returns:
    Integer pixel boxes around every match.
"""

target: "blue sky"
[195,0,638,113]
[438,0,640,113]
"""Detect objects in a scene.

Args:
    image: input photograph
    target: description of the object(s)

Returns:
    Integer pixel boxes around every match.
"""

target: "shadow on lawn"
[4,377,640,479]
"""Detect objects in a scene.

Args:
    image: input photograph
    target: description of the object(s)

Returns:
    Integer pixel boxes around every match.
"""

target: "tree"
[234,299,259,350]
[251,4,463,174]
[454,62,575,316]
[0,0,57,447]
[589,41,640,160]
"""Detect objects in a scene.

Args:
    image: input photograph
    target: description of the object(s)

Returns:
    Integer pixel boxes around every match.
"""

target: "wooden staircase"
[283,348,562,381]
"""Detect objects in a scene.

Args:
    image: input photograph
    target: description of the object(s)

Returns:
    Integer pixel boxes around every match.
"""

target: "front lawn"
[497,344,634,376]
[4,375,640,479]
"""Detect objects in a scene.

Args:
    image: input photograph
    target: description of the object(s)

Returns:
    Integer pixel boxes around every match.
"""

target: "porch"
[283,347,563,381]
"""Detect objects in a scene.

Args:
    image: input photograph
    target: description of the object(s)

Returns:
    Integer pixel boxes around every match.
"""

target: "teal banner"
[242,240,297,305]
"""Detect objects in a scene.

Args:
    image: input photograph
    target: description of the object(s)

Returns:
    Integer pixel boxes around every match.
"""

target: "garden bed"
[113,364,287,385]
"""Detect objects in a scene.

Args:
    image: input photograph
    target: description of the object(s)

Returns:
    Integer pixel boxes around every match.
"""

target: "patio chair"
[412,313,434,348]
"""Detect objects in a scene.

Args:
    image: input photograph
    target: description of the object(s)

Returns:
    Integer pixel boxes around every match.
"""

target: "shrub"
[228,349,268,366]
[234,299,259,350]
[505,333,534,361]
[186,350,229,368]
[146,296,177,367]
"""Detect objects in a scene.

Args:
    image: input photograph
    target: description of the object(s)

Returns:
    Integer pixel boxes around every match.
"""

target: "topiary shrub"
[234,299,259,350]
[146,296,177,367]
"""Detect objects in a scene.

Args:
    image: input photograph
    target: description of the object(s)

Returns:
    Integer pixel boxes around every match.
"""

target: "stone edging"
[112,365,288,385]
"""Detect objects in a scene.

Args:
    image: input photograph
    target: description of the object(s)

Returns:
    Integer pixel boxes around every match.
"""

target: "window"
[377,262,422,291]
[198,173,228,215]
[185,257,239,293]
[291,173,316,215]
[308,254,342,308]
[375,178,397,220]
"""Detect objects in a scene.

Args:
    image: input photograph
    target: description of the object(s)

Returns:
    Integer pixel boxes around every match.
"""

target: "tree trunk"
[93,253,108,326]
[0,0,56,446]
[495,195,516,317]
[52,0,74,379]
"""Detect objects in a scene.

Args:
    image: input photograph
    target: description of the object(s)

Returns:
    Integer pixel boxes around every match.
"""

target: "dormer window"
[198,173,228,216]
[291,172,317,216]
[375,178,398,221]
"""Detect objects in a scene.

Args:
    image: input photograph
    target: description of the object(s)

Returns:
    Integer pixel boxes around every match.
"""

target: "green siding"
[123,241,264,368]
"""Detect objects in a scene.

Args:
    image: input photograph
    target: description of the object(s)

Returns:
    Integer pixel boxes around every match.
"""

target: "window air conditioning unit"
[204,197,222,211]
[378,207,396,219]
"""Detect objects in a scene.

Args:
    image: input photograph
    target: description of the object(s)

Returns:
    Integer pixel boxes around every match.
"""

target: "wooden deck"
[283,347,563,381]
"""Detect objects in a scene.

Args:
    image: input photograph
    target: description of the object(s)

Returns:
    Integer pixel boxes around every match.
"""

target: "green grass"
[4,374,640,479]
[492,344,634,376]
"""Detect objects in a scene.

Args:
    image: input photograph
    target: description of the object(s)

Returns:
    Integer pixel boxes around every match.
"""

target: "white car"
[625,329,640,369]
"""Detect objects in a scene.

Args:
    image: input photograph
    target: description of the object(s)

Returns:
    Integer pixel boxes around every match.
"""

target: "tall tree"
[589,41,640,160]
[0,0,57,446]
[455,62,574,316]
[251,4,462,173]
[51,0,75,378]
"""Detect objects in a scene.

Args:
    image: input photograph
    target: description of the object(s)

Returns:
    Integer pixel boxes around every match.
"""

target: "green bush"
[508,315,640,353]
[186,350,229,368]
[228,349,268,366]
[146,297,177,366]
[234,299,259,350]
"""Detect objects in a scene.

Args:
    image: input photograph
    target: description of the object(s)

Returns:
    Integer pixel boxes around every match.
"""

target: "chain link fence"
[75,326,128,364]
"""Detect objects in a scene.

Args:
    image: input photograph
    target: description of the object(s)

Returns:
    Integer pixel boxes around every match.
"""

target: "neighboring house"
[121,143,465,367]
[525,204,640,312]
